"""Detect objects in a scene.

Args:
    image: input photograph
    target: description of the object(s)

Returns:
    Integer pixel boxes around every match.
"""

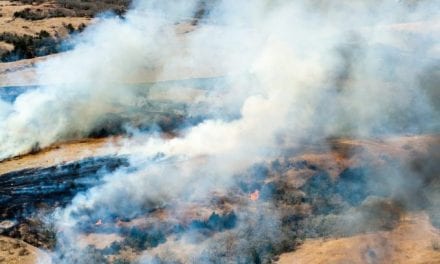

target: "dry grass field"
[0,133,438,263]
[0,1,91,37]
[0,1,439,263]
[0,235,48,264]
[278,213,440,264]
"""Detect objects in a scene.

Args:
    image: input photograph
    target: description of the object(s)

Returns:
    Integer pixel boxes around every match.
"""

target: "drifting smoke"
[0,0,439,263]
[0,0,438,159]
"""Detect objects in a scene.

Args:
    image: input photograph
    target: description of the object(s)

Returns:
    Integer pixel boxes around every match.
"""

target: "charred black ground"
[0,136,437,263]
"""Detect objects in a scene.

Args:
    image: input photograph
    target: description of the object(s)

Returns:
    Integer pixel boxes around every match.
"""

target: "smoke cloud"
[0,0,439,263]
[0,0,438,159]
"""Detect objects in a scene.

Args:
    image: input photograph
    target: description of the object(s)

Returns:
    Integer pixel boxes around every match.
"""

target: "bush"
[11,0,130,18]
[10,0,45,4]
[101,241,122,256]
[0,28,85,62]
[56,0,130,17]
[122,227,166,251]
[64,23,75,34]
[113,258,131,264]
[0,31,61,61]
[54,245,109,264]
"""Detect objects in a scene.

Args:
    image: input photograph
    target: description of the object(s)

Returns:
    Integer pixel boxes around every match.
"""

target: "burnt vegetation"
[0,139,438,263]
[0,156,129,249]
[0,156,129,219]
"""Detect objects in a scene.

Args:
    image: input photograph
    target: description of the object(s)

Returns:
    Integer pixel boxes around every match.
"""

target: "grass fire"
[0,0,439,263]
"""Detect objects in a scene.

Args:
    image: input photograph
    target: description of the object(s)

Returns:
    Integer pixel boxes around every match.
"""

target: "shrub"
[0,28,86,62]
[56,0,130,17]
[122,227,166,251]
[0,31,60,61]
[113,258,131,264]
[11,0,130,18]
[14,7,79,20]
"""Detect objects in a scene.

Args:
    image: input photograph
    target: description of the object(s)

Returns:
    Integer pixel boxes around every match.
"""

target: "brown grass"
[0,235,49,264]
[278,213,440,264]
[0,137,123,175]
[0,1,91,37]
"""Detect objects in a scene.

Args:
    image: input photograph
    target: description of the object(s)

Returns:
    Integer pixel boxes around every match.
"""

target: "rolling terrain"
[0,134,438,263]
[0,0,439,263]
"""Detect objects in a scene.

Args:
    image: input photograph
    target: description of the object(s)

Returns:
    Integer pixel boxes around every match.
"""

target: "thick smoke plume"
[0,0,439,263]
[0,0,438,159]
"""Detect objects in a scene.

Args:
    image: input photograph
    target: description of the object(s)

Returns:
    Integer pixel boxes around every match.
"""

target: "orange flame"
[249,190,260,201]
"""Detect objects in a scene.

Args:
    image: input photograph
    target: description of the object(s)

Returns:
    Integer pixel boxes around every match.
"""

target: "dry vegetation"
[0,55,53,86]
[0,235,47,264]
[0,137,122,175]
[0,1,90,37]
[278,213,440,264]
[0,2,439,263]
[0,134,438,263]
[0,0,131,61]
[10,0,130,18]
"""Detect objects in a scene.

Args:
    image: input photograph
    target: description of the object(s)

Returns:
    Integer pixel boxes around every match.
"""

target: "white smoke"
[0,0,438,262]
[0,1,438,159]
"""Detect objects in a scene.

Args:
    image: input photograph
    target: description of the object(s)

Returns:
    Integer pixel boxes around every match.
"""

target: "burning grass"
[0,135,437,263]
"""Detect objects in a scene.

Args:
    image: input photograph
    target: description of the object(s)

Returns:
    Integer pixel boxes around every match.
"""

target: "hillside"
[0,0,133,62]
[0,134,438,263]
[0,235,49,264]
[278,213,440,264]
[0,1,439,263]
